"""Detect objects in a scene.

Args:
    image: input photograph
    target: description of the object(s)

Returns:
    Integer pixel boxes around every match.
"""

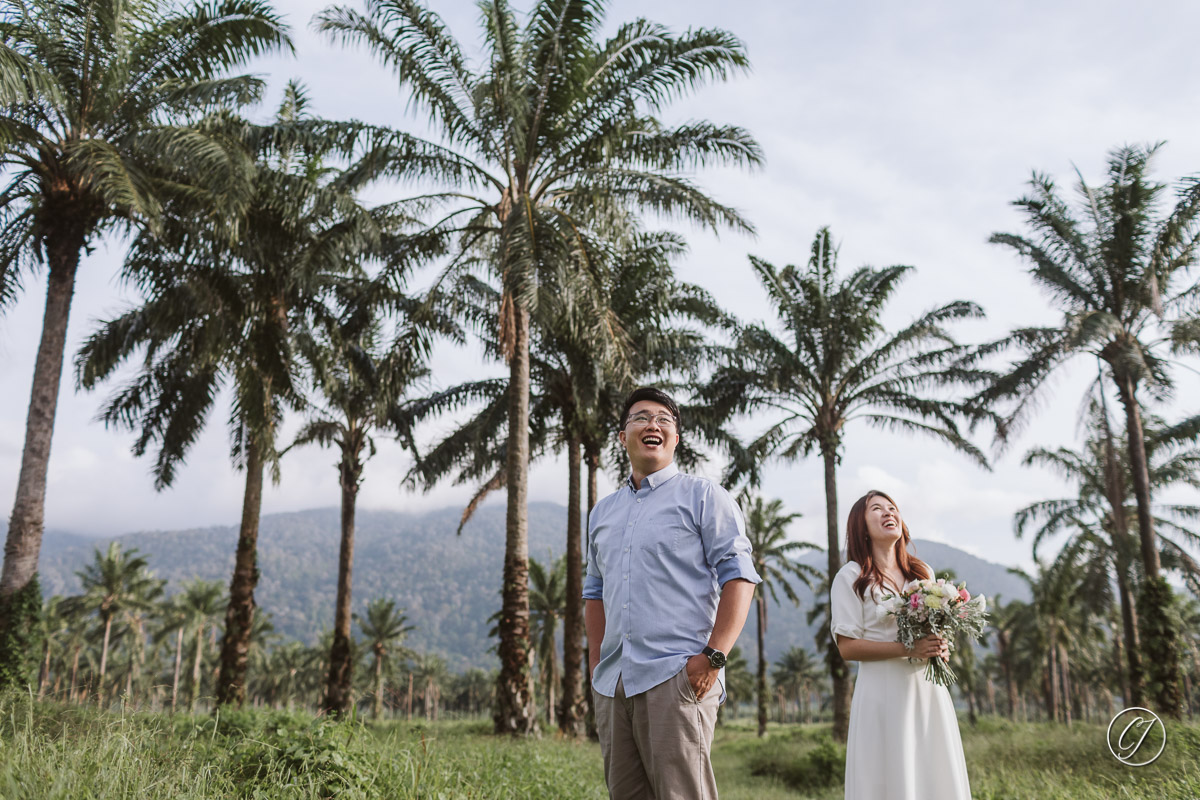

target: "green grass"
[2,696,1198,799]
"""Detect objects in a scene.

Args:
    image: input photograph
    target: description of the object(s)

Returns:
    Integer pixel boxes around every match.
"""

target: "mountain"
[36,505,1026,672]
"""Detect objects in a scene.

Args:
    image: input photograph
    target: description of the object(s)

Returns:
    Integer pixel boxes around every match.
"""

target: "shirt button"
[625,634,630,639]
[624,574,628,580]
[636,498,642,503]
[624,547,629,553]
[623,604,627,609]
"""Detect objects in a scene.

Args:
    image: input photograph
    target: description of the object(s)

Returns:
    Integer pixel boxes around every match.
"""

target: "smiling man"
[584,387,760,799]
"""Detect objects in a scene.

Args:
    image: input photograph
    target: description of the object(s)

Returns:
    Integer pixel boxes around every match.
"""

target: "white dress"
[830,561,971,800]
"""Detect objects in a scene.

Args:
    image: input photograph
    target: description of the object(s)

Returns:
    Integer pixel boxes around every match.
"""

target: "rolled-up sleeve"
[830,564,865,639]
[700,484,761,587]
[582,512,604,600]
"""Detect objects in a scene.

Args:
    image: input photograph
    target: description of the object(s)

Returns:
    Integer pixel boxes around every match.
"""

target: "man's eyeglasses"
[625,413,677,429]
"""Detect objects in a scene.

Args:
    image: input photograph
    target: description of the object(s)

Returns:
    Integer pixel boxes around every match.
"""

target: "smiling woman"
[831,490,970,800]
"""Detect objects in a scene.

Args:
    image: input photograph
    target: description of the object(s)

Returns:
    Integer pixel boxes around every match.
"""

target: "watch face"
[709,650,726,668]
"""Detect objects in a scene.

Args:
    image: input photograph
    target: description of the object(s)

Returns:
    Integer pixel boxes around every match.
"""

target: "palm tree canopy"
[702,227,993,484]
[315,0,761,350]
[978,144,1200,439]
[0,0,292,306]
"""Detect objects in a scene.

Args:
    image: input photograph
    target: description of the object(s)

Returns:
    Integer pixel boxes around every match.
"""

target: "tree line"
[2,0,1198,743]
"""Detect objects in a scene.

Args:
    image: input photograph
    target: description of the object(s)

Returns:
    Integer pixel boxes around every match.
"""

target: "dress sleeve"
[830,565,865,639]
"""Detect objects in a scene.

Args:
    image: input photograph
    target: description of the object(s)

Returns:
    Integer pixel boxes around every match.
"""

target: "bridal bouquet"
[884,578,987,687]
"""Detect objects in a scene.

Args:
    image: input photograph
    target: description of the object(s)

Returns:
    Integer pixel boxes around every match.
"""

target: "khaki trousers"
[594,669,720,800]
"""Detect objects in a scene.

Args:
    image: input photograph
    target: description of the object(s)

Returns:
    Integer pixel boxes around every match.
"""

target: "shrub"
[230,713,374,798]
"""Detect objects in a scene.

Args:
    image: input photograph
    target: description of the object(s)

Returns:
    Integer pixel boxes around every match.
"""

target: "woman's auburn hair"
[845,490,931,599]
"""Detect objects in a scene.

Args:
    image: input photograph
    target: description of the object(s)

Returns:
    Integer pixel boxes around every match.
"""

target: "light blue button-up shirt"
[583,462,761,699]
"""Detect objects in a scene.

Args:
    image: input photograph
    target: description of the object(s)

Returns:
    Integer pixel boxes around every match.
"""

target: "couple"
[584,387,970,799]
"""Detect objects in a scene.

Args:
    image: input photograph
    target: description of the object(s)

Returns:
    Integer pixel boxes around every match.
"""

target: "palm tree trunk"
[1115,376,1184,718]
[171,628,183,713]
[189,623,205,713]
[37,638,50,700]
[756,593,768,737]
[821,445,851,742]
[1046,633,1059,723]
[583,441,600,742]
[495,303,535,735]
[216,439,264,707]
[372,652,383,720]
[69,645,80,702]
[1115,557,1144,705]
[99,614,113,685]
[324,440,362,716]
[0,223,86,689]
[1059,644,1072,726]
[406,670,412,721]
[560,433,584,736]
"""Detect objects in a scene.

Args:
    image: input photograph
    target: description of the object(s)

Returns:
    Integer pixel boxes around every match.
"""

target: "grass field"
[2,695,1198,799]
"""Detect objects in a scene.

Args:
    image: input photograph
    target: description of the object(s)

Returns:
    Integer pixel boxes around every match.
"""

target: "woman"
[830,490,970,800]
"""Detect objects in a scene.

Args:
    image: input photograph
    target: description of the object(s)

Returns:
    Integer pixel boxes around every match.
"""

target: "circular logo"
[1106,707,1167,766]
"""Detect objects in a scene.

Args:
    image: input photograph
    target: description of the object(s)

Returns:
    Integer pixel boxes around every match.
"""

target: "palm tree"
[980,144,1200,717]
[35,595,67,700]
[317,0,760,734]
[0,0,289,686]
[74,84,427,708]
[737,491,820,737]
[356,598,415,720]
[174,580,227,713]
[701,227,992,741]
[292,288,452,716]
[66,543,164,699]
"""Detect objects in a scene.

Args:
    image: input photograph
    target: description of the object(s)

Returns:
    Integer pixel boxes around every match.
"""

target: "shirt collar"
[626,461,679,492]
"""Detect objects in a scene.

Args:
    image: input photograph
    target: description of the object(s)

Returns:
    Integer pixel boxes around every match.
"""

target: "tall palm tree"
[0,0,289,687]
[737,490,820,737]
[66,543,164,696]
[356,598,415,720]
[293,287,453,716]
[317,0,760,734]
[980,144,1200,717]
[701,227,992,741]
[74,84,426,707]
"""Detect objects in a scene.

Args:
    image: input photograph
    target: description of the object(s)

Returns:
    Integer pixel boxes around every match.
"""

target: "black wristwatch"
[702,646,726,669]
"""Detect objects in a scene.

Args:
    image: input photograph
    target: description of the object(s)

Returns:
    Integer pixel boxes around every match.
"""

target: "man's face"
[619,399,680,475]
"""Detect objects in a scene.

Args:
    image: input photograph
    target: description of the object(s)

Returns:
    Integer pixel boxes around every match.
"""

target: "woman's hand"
[910,634,949,661]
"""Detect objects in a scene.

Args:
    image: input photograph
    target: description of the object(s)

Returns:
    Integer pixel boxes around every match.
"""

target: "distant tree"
[528,554,567,725]
[356,598,415,719]
[772,647,827,724]
[0,0,289,689]
[737,490,819,737]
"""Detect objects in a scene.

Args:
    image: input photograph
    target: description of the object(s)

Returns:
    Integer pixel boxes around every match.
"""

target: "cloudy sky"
[4,0,1200,569]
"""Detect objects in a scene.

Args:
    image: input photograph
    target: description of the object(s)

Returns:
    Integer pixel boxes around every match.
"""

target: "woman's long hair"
[845,490,931,598]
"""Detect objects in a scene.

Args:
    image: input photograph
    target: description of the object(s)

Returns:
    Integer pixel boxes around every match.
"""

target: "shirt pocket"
[637,506,691,554]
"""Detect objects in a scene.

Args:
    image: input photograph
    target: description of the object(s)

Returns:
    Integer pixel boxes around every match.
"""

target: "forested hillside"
[35,505,1027,671]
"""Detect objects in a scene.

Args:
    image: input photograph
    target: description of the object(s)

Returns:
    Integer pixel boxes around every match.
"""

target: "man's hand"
[686,653,719,700]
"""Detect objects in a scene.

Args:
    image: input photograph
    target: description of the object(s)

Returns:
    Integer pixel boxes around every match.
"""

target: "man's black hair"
[620,387,681,431]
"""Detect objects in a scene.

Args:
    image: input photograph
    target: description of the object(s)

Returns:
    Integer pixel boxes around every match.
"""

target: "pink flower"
[910,594,922,609]
[959,588,970,602]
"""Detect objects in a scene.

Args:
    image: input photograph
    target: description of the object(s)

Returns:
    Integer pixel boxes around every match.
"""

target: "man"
[584,387,760,799]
